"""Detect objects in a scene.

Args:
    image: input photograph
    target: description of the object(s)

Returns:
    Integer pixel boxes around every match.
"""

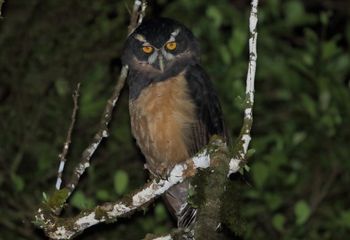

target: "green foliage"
[1,0,350,239]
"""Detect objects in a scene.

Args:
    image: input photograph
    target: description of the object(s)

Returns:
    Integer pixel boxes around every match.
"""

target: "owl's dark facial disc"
[122,18,200,75]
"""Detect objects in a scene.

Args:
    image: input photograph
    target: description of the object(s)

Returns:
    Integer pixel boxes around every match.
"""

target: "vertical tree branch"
[194,0,259,238]
[55,83,80,190]
[194,139,230,240]
[229,0,259,175]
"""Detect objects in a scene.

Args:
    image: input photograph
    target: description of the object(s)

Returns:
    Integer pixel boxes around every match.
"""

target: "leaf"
[11,175,24,192]
[272,214,285,232]
[252,162,268,189]
[229,27,247,58]
[42,192,48,202]
[206,6,222,28]
[286,172,298,186]
[322,39,340,60]
[114,170,129,195]
[71,191,95,210]
[320,11,331,26]
[219,45,231,64]
[292,132,307,145]
[294,200,311,225]
[301,94,317,118]
[247,149,256,158]
[155,203,167,222]
[54,78,69,97]
[96,189,110,201]
[284,0,305,26]
[265,193,282,211]
[340,210,350,228]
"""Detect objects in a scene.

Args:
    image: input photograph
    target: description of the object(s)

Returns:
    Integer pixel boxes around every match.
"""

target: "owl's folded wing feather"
[164,64,226,229]
[185,64,226,155]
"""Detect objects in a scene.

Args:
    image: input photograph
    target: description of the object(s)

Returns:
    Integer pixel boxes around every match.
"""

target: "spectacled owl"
[122,18,226,228]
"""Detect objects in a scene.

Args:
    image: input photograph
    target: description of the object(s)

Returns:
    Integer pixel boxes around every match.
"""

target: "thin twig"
[55,83,80,190]
[55,0,147,214]
[310,165,339,215]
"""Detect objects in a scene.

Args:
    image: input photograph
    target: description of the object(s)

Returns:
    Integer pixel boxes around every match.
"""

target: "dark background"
[1,0,350,239]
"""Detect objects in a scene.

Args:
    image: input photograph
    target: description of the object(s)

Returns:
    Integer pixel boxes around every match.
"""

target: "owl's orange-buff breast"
[129,73,196,177]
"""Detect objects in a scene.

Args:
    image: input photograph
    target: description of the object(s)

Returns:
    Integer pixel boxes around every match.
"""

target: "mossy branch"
[194,140,230,240]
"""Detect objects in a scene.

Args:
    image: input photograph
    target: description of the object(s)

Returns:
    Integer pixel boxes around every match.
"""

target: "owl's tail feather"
[164,180,197,229]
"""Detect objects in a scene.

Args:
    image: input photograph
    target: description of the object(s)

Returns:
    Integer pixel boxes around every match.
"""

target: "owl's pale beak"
[158,55,164,72]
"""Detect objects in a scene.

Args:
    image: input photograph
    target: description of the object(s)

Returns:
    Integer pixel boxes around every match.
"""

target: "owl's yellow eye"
[165,41,177,51]
[142,46,154,54]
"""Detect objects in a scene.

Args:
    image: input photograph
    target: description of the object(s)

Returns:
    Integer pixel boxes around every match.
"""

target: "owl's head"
[122,18,200,75]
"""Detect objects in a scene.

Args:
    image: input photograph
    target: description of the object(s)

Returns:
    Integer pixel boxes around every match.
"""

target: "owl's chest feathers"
[129,73,196,175]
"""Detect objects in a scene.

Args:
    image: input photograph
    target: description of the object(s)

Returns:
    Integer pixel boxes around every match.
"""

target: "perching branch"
[35,139,225,240]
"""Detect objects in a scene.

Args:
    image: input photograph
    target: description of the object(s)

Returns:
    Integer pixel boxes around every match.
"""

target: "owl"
[122,18,226,228]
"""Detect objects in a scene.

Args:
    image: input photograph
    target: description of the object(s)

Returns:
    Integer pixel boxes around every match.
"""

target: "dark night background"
[1,0,350,239]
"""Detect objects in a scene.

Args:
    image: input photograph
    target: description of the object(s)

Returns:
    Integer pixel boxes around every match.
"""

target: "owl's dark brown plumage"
[122,18,226,228]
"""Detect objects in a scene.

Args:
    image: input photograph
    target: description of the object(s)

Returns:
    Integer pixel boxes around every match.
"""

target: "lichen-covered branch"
[229,0,259,175]
[34,139,226,240]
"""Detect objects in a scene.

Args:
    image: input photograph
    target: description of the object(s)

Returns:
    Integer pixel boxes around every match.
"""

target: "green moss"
[46,188,70,213]
[95,206,109,220]
[194,141,232,239]
[220,180,246,236]
[188,168,210,208]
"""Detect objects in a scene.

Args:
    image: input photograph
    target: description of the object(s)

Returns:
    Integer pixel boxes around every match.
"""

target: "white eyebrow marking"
[168,28,181,42]
[136,34,153,47]
[171,28,180,37]
[135,34,147,42]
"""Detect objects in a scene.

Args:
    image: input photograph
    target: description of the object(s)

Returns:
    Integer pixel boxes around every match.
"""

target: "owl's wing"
[164,64,227,228]
[185,64,226,155]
